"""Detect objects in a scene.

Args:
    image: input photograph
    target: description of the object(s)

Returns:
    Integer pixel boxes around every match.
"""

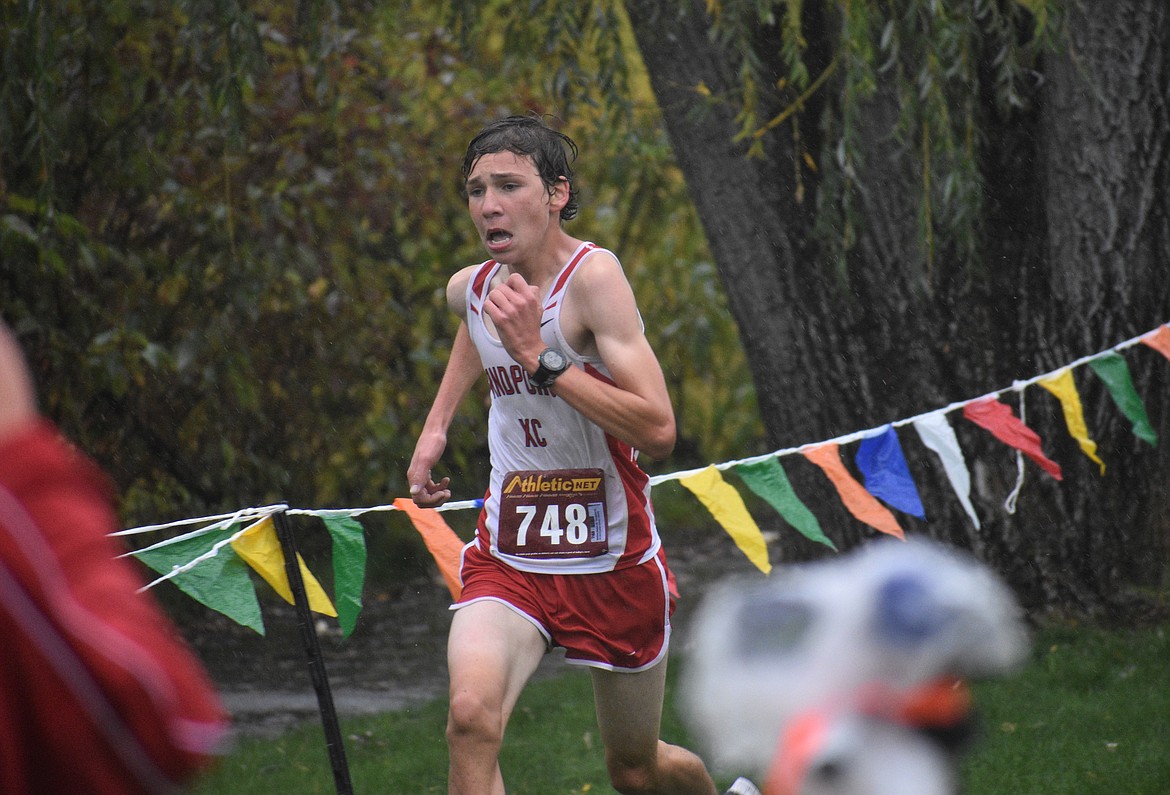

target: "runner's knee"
[447,689,504,747]
[606,754,657,794]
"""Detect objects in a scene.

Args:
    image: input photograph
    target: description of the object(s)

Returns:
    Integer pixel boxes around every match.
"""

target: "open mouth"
[486,229,513,247]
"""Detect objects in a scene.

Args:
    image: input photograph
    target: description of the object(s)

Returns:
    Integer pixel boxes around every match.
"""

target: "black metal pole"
[272,509,354,795]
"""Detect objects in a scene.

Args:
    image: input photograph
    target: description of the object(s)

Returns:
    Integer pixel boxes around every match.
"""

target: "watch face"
[541,348,568,371]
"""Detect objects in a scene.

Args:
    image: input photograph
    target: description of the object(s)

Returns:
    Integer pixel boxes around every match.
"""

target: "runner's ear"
[550,177,570,215]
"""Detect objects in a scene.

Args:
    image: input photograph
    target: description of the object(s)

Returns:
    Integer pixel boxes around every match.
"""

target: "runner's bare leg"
[592,659,718,795]
[446,600,547,795]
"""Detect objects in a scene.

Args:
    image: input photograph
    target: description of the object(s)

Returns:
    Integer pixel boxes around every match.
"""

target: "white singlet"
[465,242,663,575]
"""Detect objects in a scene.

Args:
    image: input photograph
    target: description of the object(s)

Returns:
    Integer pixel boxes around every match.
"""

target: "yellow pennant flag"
[679,465,772,574]
[1038,369,1105,475]
[230,516,338,617]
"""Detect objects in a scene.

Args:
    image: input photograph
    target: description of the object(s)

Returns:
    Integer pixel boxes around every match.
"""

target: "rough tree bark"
[625,0,1170,616]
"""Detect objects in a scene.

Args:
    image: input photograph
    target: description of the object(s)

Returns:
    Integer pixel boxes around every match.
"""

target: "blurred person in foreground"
[683,537,1029,795]
[0,319,229,794]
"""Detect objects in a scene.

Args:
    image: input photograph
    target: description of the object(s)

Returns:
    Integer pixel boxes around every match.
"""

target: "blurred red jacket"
[0,420,229,794]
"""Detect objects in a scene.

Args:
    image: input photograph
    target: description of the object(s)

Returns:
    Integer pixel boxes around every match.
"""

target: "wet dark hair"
[461,115,580,221]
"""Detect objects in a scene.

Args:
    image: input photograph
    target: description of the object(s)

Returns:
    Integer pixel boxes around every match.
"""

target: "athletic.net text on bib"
[497,468,609,559]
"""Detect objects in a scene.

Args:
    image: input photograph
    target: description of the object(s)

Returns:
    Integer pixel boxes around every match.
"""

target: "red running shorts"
[453,540,675,671]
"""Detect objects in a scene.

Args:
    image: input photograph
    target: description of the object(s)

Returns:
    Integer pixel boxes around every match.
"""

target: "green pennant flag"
[734,458,837,551]
[1089,353,1158,446]
[133,525,265,635]
[322,514,367,638]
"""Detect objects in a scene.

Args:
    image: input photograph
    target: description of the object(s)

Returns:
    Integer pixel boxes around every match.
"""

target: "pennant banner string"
[112,503,288,537]
[135,520,258,592]
[649,321,1169,486]
[119,499,483,540]
[118,505,287,562]
[116,321,1169,552]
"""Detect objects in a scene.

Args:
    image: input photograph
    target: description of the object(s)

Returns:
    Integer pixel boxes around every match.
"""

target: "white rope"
[1003,382,1029,514]
[651,321,1167,485]
[116,321,1169,530]
[135,518,264,593]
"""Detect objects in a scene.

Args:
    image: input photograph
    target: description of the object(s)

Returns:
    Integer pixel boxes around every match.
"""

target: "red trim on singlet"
[585,363,639,465]
[545,243,596,307]
[605,428,659,570]
[584,362,615,386]
[468,260,499,317]
[609,433,651,509]
[583,362,656,554]
[471,260,495,300]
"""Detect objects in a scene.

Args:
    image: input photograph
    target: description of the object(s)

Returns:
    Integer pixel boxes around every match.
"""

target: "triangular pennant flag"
[854,426,926,518]
[1088,353,1157,446]
[133,525,265,634]
[230,516,338,617]
[393,498,467,599]
[679,465,773,574]
[1038,369,1105,475]
[912,412,981,529]
[962,397,1063,480]
[802,443,906,540]
[1141,325,1170,360]
[322,515,367,638]
[735,457,836,550]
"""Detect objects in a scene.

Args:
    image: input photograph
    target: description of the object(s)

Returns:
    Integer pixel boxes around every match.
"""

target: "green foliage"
[3,1,484,523]
[0,1,760,528]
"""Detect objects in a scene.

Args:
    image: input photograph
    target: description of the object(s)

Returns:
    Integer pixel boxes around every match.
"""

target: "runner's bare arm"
[407,268,481,506]
[489,252,675,459]
[558,253,676,458]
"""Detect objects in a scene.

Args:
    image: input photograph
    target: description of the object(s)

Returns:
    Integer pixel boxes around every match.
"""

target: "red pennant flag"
[802,443,905,540]
[393,498,466,600]
[962,397,1063,480]
[1141,325,1170,361]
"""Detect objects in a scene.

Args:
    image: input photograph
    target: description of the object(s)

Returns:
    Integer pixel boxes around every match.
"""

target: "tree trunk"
[622,1,827,446]
[626,0,1170,616]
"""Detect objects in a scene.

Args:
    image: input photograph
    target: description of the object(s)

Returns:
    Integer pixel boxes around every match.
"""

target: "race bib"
[497,469,609,559]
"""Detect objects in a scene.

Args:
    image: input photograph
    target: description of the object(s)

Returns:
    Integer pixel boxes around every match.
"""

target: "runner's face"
[465,151,562,265]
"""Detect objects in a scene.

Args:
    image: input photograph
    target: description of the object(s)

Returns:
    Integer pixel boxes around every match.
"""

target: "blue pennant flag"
[855,425,926,519]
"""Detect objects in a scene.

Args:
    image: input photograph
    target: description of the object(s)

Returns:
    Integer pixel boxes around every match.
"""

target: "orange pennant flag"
[394,498,466,600]
[1141,325,1170,361]
[802,443,906,540]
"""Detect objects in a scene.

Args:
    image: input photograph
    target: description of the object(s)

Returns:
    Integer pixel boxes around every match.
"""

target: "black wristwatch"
[531,347,569,388]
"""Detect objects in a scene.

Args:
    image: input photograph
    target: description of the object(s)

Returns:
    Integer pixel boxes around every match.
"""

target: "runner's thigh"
[448,599,548,716]
[590,659,667,760]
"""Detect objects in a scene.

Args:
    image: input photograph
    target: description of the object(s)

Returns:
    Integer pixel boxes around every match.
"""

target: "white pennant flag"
[913,412,981,529]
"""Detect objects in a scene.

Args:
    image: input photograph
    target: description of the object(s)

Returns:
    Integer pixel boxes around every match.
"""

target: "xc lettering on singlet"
[520,418,547,448]
[497,468,609,559]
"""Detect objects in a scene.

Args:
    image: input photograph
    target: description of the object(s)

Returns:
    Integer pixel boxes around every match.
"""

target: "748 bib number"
[497,469,609,559]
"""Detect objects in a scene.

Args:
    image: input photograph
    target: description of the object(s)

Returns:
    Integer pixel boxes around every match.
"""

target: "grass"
[192,623,1170,794]
[963,622,1170,793]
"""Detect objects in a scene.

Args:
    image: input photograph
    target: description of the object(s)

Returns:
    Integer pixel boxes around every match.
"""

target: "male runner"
[407,116,758,795]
